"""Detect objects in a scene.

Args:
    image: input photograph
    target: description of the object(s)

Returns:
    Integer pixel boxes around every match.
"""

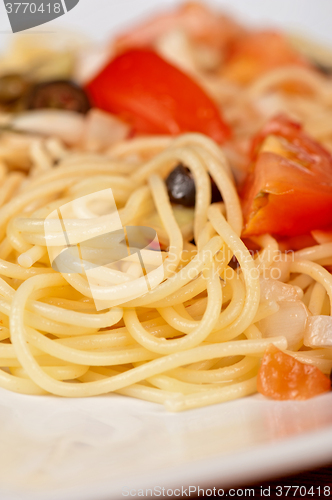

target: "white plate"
[0,1,332,499]
[1,390,332,500]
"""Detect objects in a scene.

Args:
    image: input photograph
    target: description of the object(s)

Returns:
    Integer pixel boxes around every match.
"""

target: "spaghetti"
[0,3,331,410]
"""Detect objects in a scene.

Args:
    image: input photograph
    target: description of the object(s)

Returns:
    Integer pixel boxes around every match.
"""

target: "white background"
[0,0,332,46]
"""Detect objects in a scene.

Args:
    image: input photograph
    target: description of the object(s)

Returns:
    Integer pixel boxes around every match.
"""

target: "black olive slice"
[26,80,91,114]
[312,61,332,76]
[211,177,223,203]
[166,163,223,207]
[166,164,196,207]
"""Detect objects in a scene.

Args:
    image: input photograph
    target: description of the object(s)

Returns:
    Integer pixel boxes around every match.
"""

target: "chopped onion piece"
[304,315,332,348]
[255,93,289,119]
[12,110,85,146]
[75,45,112,84]
[259,300,309,350]
[156,29,197,74]
[259,277,302,303]
[82,109,130,152]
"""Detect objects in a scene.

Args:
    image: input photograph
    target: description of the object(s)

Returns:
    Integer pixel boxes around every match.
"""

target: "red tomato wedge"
[258,345,331,400]
[242,115,332,236]
[85,48,231,143]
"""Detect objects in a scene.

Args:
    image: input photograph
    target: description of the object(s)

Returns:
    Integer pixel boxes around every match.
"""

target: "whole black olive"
[228,255,240,270]
[313,61,332,76]
[166,164,223,207]
[0,74,29,105]
[211,178,223,203]
[166,164,196,207]
[26,80,91,114]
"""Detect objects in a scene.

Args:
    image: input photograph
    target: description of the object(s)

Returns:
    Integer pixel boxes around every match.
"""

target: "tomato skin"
[258,345,331,401]
[251,115,332,168]
[242,115,332,236]
[243,152,332,236]
[85,48,231,143]
[223,31,309,84]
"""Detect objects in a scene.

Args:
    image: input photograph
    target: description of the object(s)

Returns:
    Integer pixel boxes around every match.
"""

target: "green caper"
[0,74,29,105]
